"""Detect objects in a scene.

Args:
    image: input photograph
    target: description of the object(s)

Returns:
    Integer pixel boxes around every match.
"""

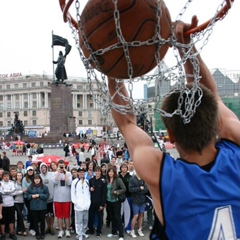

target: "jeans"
[24,198,34,230]
[88,203,103,234]
[31,210,46,236]
[14,203,25,232]
[107,201,124,238]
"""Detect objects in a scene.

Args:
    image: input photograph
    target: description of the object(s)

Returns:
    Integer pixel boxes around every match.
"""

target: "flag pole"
[52,30,55,81]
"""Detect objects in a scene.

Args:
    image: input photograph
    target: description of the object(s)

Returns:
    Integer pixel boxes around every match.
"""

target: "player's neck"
[177,144,217,166]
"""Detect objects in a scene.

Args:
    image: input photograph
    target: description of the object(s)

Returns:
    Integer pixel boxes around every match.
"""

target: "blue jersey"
[161,140,240,240]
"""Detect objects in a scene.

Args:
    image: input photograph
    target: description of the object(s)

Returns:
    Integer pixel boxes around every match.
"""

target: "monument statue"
[52,34,72,83]
[8,112,25,136]
[13,112,25,135]
[53,51,67,82]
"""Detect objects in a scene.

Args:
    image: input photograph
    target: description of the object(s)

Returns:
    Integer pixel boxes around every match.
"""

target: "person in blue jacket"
[26,174,49,240]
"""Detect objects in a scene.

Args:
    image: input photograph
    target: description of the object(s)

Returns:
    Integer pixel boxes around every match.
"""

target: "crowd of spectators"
[0,144,154,240]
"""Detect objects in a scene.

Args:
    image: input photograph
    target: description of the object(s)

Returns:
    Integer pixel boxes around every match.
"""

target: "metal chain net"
[66,0,228,123]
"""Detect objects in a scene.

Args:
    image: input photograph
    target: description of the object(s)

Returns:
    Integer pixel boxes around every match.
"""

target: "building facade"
[0,73,115,137]
[147,68,240,132]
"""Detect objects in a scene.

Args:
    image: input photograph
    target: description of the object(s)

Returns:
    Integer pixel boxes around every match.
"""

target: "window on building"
[0,104,3,110]
[78,111,82,116]
[24,102,28,108]
[7,103,11,109]
[24,120,28,126]
[78,120,82,125]
[24,94,28,99]
[32,101,37,108]
[0,121,3,127]
[77,103,81,108]
[88,120,92,125]
[77,85,83,90]
[0,96,3,101]
[15,95,19,100]
[24,111,28,117]
[32,93,37,98]
[32,120,37,125]
[31,82,36,87]
[0,85,2,90]
[7,121,11,127]
[7,112,11,118]
[40,82,44,86]
[23,83,27,88]
[88,111,92,117]
[32,110,36,116]
[0,113,2,118]
[15,102,20,109]
[90,103,93,108]
[6,85,10,90]
[77,94,81,100]
[7,95,11,100]
[14,84,19,88]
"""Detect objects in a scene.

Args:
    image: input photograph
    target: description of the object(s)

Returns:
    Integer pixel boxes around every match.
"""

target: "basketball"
[79,0,172,79]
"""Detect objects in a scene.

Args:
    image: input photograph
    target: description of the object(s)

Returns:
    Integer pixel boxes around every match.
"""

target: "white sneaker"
[137,229,144,237]
[65,229,71,238]
[119,238,124,240]
[29,229,36,236]
[83,233,90,238]
[58,230,64,238]
[130,230,137,238]
[107,233,118,237]
[149,226,153,230]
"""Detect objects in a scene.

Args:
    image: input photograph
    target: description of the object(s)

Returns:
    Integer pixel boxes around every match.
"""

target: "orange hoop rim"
[59,0,234,36]
[59,0,78,30]
[185,0,234,36]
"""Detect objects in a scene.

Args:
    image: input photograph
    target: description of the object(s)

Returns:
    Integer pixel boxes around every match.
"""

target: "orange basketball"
[79,0,172,79]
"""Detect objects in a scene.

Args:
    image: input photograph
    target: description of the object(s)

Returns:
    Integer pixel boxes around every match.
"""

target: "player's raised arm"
[107,77,156,153]
[175,18,240,145]
[107,77,163,185]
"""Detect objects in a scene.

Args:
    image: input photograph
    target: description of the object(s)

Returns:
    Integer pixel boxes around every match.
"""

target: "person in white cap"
[22,166,35,236]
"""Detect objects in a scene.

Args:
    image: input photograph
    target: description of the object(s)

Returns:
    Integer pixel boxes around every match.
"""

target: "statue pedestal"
[50,83,73,136]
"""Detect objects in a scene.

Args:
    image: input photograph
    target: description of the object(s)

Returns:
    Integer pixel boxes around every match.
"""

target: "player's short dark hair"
[161,83,218,153]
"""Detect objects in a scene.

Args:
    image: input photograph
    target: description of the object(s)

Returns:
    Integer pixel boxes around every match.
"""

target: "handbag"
[118,192,126,203]
[117,178,126,203]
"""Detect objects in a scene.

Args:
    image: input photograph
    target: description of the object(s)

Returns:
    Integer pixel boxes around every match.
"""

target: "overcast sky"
[0,0,239,80]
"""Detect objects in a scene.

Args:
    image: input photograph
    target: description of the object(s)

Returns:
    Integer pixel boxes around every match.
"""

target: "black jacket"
[2,156,10,171]
[118,172,131,197]
[129,175,148,205]
[89,176,107,207]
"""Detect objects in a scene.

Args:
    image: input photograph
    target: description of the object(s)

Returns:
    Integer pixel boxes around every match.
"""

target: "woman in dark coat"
[26,174,49,239]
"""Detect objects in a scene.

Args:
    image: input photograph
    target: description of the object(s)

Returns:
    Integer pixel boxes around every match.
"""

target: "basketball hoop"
[184,0,234,36]
[58,0,234,123]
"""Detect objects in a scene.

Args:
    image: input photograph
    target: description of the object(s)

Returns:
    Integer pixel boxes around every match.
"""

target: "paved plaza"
[5,146,179,240]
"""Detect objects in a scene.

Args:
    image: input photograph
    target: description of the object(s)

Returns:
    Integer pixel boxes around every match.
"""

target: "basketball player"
[107,17,240,239]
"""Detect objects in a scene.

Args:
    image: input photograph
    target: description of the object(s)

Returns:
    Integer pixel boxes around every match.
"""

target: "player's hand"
[174,15,198,44]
